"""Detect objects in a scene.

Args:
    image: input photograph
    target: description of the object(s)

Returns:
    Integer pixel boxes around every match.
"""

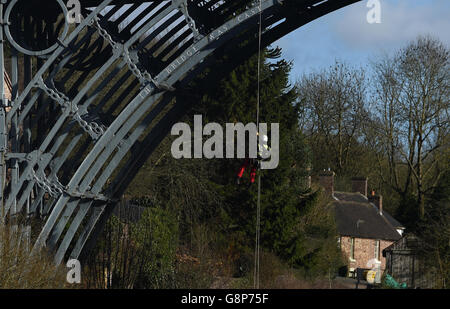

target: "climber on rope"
[236,132,269,184]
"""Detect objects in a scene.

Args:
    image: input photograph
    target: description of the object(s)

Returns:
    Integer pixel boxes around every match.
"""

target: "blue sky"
[272,0,450,83]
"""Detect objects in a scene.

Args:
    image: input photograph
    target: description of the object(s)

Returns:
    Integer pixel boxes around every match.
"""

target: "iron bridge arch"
[0,0,361,264]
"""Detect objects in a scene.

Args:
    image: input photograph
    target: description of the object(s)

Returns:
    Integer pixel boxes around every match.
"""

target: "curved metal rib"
[0,0,361,264]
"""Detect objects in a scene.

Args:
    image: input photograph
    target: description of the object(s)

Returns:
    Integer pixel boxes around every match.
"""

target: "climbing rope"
[253,0,263,290]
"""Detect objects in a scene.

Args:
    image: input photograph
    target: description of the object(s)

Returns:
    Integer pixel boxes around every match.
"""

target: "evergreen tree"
[124,46,342,282]
[190,47,342,272]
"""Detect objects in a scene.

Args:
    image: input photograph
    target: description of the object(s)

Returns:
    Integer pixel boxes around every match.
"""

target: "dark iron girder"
[0,0,361,264]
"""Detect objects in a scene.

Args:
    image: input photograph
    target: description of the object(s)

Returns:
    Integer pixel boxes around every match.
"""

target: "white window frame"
[374,239,380,261]
[350,237,356,261]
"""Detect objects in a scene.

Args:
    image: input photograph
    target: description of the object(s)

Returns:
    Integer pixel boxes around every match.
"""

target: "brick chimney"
[351,177,368,197]
[319,170,335,197]
[368,192,383,215]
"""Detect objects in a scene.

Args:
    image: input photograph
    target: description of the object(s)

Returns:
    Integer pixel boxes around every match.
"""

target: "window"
[374,240,380,260]
[350,237,355,260]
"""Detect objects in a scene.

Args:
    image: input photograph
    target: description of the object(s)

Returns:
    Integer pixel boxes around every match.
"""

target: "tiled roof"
[381,211,404,229]
[332,200,402,241]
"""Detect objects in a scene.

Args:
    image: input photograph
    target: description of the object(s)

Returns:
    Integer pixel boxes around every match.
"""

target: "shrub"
[0,223,68,288]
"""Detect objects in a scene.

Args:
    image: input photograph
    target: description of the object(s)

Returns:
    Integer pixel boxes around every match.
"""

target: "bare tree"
[296,61,368,175]
[369,36,449,218]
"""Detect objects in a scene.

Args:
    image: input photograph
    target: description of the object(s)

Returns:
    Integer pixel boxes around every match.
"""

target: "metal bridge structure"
[0,0,361,264]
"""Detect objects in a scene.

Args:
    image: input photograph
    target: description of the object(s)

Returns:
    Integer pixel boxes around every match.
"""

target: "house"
[318,171,404,277]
